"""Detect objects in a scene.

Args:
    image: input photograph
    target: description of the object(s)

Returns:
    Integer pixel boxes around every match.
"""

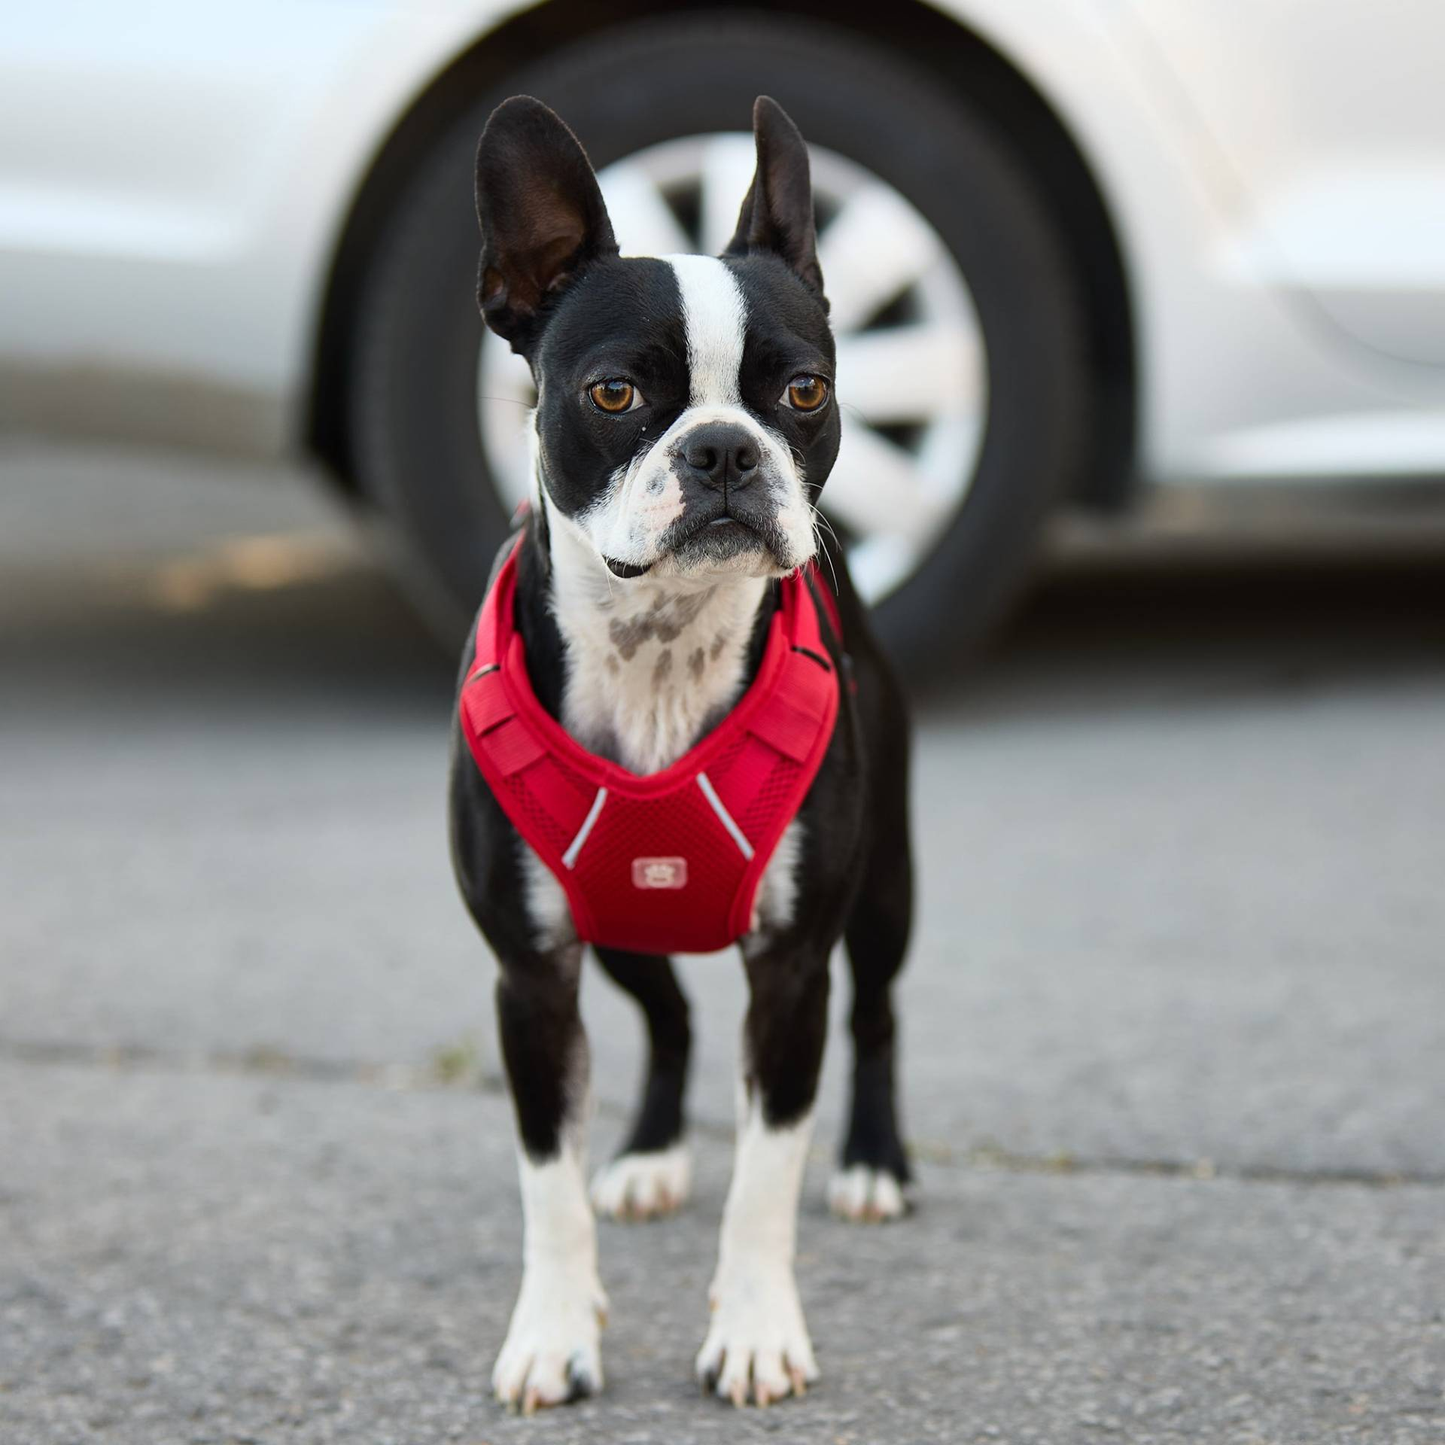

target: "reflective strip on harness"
[562,787,608,869]
[695,771,754,861]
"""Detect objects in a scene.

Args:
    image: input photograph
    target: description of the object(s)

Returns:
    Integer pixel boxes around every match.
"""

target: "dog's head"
[476,96,838,582]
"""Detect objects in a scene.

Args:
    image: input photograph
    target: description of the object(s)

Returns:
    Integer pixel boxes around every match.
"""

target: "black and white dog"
[449,95,914,1410]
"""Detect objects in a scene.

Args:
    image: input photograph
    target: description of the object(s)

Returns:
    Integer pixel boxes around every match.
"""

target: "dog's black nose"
[681,423,760,491]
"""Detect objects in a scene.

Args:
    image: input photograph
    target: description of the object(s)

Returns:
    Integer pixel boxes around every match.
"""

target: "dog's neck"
[539,493,771,776]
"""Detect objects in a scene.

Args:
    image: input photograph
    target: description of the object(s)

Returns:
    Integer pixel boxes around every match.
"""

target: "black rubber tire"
[349,12,1090,670]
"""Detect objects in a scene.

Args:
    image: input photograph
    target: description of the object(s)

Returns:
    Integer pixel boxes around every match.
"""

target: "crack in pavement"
[0,1034,502,1093]
[3,1034,1440,1191]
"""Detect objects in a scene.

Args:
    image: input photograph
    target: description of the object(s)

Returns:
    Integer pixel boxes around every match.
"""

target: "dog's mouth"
[603,504,786,578]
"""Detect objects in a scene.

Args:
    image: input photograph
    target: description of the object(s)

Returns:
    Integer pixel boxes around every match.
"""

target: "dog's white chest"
[548,534,766,777]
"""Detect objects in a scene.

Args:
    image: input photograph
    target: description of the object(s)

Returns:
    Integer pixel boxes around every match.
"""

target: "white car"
[4,2,1443,663]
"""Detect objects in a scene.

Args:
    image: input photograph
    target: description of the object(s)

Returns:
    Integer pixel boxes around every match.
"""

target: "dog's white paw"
[828,1164,908,1223]
[696,1266,819,1407]
[492,1269,608,1413]
[590,1145,691,1220]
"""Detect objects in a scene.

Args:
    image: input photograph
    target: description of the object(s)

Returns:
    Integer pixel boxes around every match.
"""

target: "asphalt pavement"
[3,443,1443,1444]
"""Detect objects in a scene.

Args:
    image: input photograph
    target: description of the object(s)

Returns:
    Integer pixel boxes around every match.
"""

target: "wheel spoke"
[821,418,951,542]
[844,533,920,603]
[818,184,942,331]
[916,412,986,501]
[698,134,759,255]
[599,160,693,257]
[835,322,983,425]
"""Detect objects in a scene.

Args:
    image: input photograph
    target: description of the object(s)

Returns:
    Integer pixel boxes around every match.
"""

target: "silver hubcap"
[478,134,987,603]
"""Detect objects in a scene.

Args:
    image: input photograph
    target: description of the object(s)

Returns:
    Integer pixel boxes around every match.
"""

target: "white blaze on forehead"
[665,254,747,407]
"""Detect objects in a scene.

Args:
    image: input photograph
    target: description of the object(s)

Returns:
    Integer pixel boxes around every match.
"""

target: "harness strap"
[461,674,593,844]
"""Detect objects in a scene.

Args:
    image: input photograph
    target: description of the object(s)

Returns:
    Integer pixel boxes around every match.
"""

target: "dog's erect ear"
[475,96,618,351]
[724,97,823,296]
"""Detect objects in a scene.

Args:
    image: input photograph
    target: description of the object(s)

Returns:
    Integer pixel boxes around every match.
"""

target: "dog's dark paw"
[564,1351,600,1402]
[828,1165,910,1223]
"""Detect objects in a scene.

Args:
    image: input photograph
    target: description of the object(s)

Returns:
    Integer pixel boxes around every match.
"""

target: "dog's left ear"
[475,96,619,352]
[724,96,824,298]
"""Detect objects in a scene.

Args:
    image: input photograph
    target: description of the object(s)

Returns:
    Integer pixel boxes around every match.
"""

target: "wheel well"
[307,0,1137,511]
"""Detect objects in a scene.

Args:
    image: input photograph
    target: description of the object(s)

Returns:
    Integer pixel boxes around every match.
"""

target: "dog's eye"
[589,379,640,414]
[784,375,829,412]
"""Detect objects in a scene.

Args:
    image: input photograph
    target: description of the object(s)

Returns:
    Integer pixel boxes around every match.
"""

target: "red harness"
[459,538,842,955]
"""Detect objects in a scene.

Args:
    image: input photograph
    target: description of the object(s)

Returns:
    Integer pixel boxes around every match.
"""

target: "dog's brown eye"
[786,375,829,412]
[589,379,636,413]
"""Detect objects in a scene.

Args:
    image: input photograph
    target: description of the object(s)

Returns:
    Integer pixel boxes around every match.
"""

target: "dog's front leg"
[491,943,607,1412]
[697,943,829,1406]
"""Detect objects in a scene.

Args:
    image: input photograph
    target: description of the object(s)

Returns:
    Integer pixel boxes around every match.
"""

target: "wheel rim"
[478,134,988,603]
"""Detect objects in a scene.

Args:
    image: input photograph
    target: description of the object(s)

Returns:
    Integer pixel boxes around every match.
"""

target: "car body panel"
[1,0,1442,481]
[0,1,528,449]
[927,0,1445,480]
[1124,0,1445,371]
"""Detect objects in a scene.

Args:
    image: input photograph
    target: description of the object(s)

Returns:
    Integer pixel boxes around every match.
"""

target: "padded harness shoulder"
[459,537,842,954]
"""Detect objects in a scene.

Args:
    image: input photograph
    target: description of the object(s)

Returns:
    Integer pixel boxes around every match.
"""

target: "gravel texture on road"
[5,1062,1443,1445]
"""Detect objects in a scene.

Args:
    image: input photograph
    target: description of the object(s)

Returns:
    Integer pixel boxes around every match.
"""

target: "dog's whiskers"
[809,503,843,596]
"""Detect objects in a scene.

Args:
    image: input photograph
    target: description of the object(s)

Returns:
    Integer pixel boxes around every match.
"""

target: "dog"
[449,94,914,1410]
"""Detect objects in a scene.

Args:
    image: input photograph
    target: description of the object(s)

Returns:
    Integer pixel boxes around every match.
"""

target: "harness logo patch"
[632,857,688,890]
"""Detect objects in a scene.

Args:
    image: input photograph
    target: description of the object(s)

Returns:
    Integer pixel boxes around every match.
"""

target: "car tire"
[349,13,1090,671]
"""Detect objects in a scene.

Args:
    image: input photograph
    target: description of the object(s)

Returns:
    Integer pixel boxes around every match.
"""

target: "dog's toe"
[590,1145,691,1221]
[495,1334,602,1413]
[492,1276,607,1412]
[828,1164,909,1223]
[696,1266,819,1406]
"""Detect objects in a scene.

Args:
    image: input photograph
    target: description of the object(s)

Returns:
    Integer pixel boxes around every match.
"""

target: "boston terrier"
[449,94,914,1411]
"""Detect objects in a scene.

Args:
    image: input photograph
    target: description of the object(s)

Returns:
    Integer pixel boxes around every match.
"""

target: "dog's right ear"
[475,96,618,352]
